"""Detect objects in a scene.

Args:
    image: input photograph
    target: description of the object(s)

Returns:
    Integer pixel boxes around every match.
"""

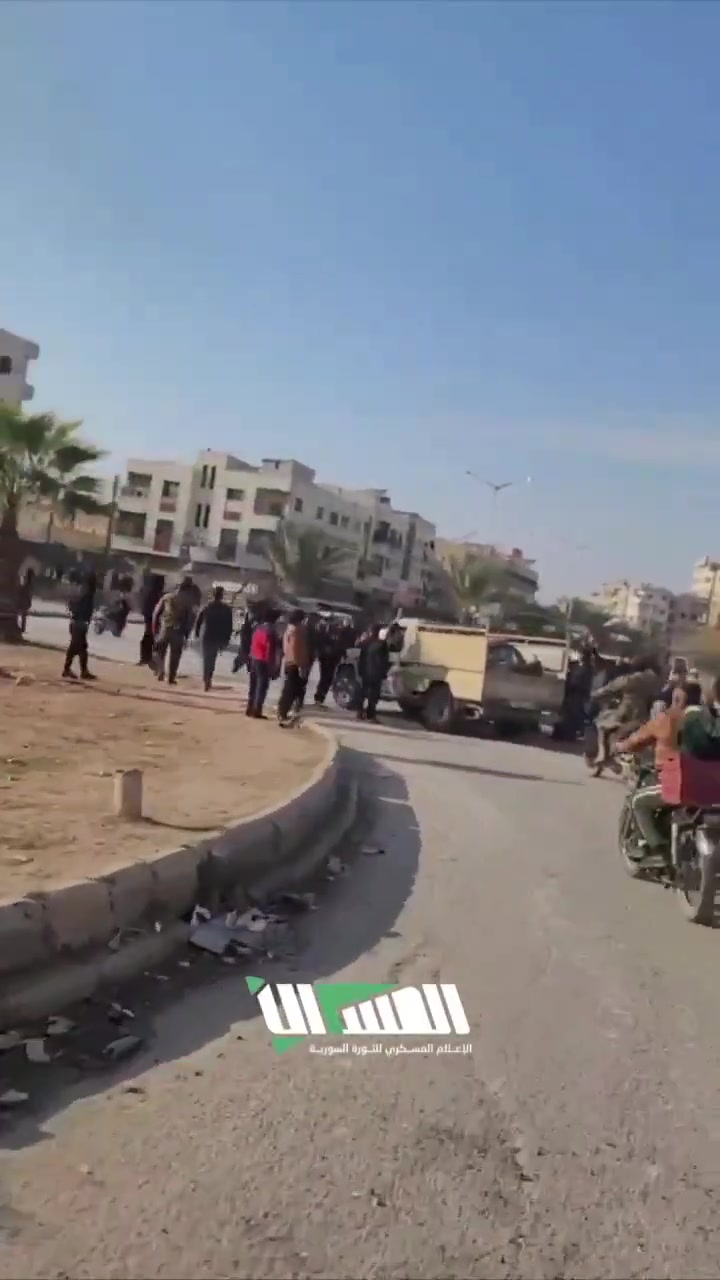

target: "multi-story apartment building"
[435,539,539,601]
[0,328,39,405]
[112,451,436,604]
[691,556,720,626]
[590,580,675,634]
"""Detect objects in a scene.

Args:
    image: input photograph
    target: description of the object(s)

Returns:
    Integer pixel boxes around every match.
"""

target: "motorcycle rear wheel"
[676,839,720,925]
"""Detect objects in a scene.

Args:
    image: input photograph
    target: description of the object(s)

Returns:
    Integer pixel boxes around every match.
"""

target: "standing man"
[232,609,254,674]
[152,576,197,685]
[194,585,234,691]
[62,570,97,681]
[139,575,164,666]
[356,623,390,723]
[17,567,35,635]
[277,608,311,725]
[246,607,279,718]
[314,619,344,707]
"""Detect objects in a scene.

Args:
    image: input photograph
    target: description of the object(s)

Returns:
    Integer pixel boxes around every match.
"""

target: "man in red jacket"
[246,607,279,718]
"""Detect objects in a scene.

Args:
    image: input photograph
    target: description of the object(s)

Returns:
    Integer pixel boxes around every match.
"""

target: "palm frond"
[270,524,351,595]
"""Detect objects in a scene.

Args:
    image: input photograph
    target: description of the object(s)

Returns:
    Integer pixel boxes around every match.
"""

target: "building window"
[329,512,339,526]
[316,506,325,520]
[201,464,208,488]
[218,527,239,560]
[202,504,210,529]
[294,497,304,513]
[340,515,349,528]
[194,503,203,528]
[209,465,216,490]
[226,488,245,501]
[0,356,12,375]
[161,480,180,498]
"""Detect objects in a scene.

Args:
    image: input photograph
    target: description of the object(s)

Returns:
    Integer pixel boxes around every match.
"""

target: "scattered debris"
[275,892,317,913]
[123,1084,146,1096]
[235,908,273,933]
[222,956,236,965]
[190,906,285,956]
[14,674,34,687]
[0,1089,29,1108]
[25,1038,53,1064]
[4,853,33,865]
[47,1015,76,1037]
[190,905,211,928]
[360,845,386,857]
[177,959,191,968]
[108,931,122,951]
[152,973,170,982]
[190,918,234,955]
[0,1030,22,1052]
[109,1002,135,1022]
[153,921,163,933]
[104,1034,144,1062]
[370,1188,388,1208]
[79,1163,93,1176]
[326,855,346,877]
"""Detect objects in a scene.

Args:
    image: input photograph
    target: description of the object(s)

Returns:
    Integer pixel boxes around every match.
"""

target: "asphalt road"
[5,627,720,1276]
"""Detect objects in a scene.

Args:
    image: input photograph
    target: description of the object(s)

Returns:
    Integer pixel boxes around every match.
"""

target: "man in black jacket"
[62,571,97,680]
[357,624,390,723]
[194,585,234,691]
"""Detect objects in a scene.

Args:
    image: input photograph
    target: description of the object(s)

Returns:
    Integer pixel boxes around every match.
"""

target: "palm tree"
[0,405,106,642]
[269,524,351,597]
[445,552,510,622]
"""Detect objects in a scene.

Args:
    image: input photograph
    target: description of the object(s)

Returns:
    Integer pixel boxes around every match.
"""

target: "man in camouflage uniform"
[152,576,198,685]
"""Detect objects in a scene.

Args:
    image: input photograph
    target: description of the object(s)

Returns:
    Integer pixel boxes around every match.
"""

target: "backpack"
[680,706,720,761]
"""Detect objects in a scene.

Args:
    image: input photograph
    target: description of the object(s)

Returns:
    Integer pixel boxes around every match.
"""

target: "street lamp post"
[464,471,532,545]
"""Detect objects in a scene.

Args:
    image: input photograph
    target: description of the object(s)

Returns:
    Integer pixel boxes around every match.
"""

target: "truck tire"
[422,683,455,732]
[397,697,422,719]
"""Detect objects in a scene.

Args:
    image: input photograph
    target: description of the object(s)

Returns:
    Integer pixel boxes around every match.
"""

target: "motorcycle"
[92,605,128,638]
[618,764,720,925]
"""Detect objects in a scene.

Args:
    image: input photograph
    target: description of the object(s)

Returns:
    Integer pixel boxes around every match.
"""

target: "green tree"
[269,524,351,597]
[0,405,106,642]
[445,552,510,621]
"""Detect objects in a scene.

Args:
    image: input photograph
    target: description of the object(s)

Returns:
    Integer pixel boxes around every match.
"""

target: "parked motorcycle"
[92,604,128,638]
[618,766,720,925]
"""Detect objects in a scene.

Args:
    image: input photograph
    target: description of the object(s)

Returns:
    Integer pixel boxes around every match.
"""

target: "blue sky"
[2,0,720,600]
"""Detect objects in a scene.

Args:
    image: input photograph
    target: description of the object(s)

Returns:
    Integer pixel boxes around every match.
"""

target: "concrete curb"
[0,723,351,1030]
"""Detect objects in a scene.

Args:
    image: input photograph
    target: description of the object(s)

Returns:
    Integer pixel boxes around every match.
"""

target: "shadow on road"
[0,749,421,1152]
[369,753,584,785]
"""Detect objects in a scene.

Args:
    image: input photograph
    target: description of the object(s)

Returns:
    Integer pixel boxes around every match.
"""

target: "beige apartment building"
[435,538,539,600]
[112,450,436,605]
[590,579,676,633]
[691,556,720,626]
[0,327,39,405]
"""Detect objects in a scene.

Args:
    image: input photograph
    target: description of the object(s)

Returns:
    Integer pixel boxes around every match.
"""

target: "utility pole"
[100,474,120,591]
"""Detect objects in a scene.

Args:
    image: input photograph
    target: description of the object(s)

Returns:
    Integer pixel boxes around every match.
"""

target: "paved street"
[5,650,720,1277]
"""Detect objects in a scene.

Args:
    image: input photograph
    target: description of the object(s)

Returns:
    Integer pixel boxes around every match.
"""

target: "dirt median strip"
[0,643,342,1006]
[0,643,325,899]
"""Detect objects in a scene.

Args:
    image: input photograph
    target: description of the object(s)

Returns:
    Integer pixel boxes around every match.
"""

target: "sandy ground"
[0,643,326,904]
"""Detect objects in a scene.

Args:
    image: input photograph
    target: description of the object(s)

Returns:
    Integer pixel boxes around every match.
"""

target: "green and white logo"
[246,977,471,1055]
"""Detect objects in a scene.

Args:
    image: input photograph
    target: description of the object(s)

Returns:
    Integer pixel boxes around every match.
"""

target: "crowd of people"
[574,648,720,855]
[132,573,394,726]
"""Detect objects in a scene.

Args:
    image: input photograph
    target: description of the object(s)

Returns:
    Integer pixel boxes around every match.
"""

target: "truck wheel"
[422,683,455,732]
[397,697,421,719]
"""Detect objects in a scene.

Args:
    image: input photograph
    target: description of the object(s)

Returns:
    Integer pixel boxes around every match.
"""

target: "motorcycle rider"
[591,656,662,770]
[616,681,702,853]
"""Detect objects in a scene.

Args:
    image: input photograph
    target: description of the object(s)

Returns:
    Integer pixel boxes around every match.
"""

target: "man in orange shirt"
[616,682,702,851]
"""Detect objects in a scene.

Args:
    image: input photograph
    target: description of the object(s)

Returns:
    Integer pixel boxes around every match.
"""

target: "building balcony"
[223,508,242,522]
[159,497,177,513]
[120,485,151,502]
